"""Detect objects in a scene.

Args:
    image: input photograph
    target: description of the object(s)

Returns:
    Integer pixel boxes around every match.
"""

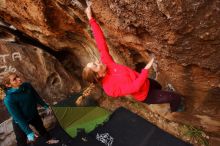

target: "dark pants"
[144,79,181,112]
[12,114,51,146]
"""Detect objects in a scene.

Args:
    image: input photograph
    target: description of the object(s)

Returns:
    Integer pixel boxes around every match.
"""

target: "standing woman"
[0,72,59,146]
[82,3,183,112]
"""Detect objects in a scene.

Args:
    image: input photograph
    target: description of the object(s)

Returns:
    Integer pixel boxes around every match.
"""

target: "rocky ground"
[98,95,211,146]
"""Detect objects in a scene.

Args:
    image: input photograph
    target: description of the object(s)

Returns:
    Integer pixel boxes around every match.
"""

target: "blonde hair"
[2,72,16,85]
[75,83,96,106]
[82,66,100,84]
[0,72,16,100]
[0,87,5,100]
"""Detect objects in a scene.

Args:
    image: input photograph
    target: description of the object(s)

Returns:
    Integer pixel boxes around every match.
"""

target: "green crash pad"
[52,106,111,138]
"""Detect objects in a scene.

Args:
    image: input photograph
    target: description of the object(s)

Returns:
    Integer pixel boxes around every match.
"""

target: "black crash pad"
[34,107,192,146]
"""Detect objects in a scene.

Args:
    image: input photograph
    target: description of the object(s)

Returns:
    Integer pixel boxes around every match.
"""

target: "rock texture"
[0,108,56,146]
[0,28,81,122]
[0,0,219,145]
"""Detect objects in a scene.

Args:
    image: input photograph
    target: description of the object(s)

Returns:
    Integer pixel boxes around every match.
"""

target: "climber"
[82,3,184,112]
[0,72,59,146]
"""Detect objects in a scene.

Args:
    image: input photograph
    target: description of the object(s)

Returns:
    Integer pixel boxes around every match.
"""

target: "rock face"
[0,0,219,144]
[0,110,56,146]
[0,28,81,122]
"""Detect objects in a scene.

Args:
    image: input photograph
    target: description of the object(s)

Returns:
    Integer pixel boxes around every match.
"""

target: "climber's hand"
[85,1,92,19]
[144,57,154,70]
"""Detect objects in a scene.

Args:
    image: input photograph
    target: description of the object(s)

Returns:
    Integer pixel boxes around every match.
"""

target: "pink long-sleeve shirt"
[89,18,149,101]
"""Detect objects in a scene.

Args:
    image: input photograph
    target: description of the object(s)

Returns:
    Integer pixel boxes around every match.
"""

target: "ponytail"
[75,83,96,106]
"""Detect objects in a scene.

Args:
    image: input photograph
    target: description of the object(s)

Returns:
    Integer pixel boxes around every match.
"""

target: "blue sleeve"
[25,83,49,109]
[4,97,33,135]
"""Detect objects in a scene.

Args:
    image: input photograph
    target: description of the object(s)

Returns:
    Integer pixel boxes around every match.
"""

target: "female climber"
[82,3,183,112]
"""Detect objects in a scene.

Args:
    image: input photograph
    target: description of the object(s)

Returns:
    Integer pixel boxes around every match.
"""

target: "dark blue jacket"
[3,82,48,135]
